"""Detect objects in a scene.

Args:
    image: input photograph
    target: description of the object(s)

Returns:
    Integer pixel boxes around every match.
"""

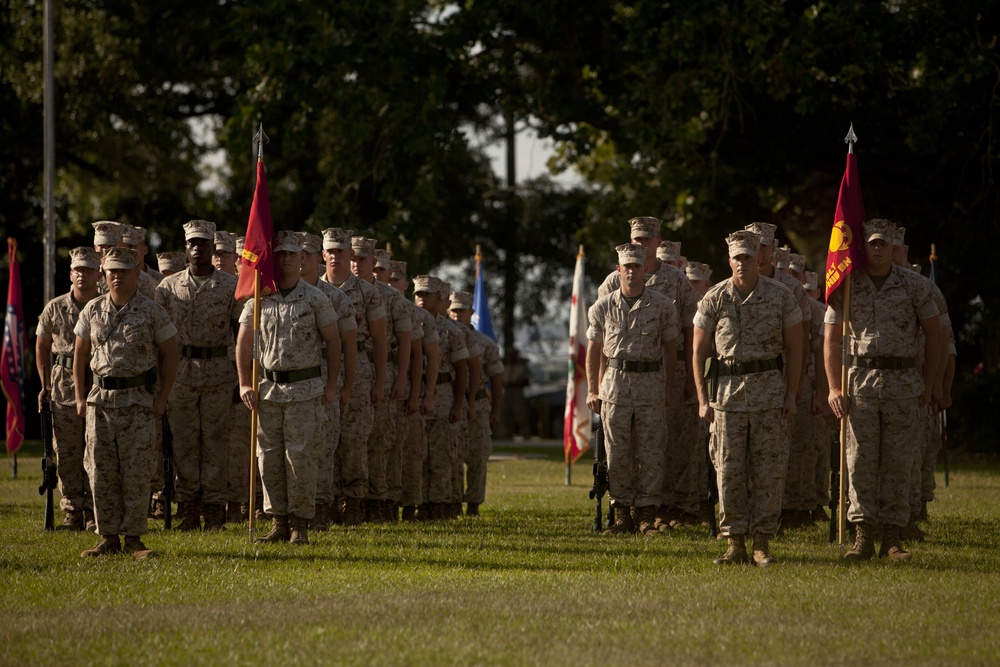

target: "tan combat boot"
[289,515,309,545]
[879,524,912,561]
[653,507,672,533]
[713,534,749,565]
[227,501,244,524]
[603,505,635,535]
[254,515,290,543]
[176,501,201,531]
[80,534,121,557]
[83,507,97,532]
[637,506,659,537]
[56,510,85,531]
[203,503,226,531]
[342,498,364,526]
[752,533,777,568]
[311,503,330,532]
[843,521,876,562]
[123,535,155,560]
[466,502,480,517]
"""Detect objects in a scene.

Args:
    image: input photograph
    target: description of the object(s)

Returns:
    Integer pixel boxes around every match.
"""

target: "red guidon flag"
[563,246,591,463]
[824,151,866,302]
[235,160,277,301]
[2,239,26,454]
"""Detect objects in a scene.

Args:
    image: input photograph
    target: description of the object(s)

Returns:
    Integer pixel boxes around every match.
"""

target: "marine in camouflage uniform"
[73,247,178,559]
[300,231,357,531]
[801,272,835,521]
[154,220,242,531]
[449,291,504,515]
[693,230,802,567]
[826,219,941,562]
[238,231,342,544]
[599,217,701,531]
[354,239,411,522]
[35,247,102,530]
[587,243,679,537]
[121,224,166,285]
[414,275,469,520]
[321,227,387,526]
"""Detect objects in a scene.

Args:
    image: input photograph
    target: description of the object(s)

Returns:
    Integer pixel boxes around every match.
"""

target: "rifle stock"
[828,433,840,543]
[161,414,174,529]
[588,418,612,531]
[706,431,718,538]
[38,397,57,531]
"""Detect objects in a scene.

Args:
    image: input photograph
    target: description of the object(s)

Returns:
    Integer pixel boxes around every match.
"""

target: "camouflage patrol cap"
[322,228,353,250]
[92,221,122,246]
[616,243,646,266]
[789,253,806,273]
[685,261,711,282]
[69,247,101,271]
[389,260,407,278]
[374,248,392,269]
[412,275,434,294]
[437,279,451,298]
[103,247,139,270]
[449,291,474,310]
[628,216,662,239]
[774,246,791,269]
[893,225,906,246]
[184,219,216,241]
[273,230,303,253]
[804,270,819,291]
[351,236,376,258]
[745,222,776,246]
[157,251,187,273]
[300,232,323,254]
[121,224,147,246]
[214,231,237,254]
[726,230,761,258]
[656,240,682,262]
[863,218,896,243]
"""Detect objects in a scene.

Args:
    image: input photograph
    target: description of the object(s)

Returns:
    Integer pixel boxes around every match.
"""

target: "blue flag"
[471,256,496,341]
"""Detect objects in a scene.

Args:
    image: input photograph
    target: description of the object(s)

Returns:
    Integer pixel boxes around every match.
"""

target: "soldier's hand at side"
[449,405,462,423]
[240,385,257,410]
[76,397,86,418]
[827,388,847,420]
[371,384,384,405]
[698,402,713,423]
[38,388,50,413]
[339,386,351,407]
[811,393,824,416]
[321,384,337,406]
[421,395,433,415]
[390,377,406,401]
[664,389,673,409]
[940,391,953,411]
[781,392,797,419]
[586,391,601,413]
[490,408,500,427]
[918,383,933,408]
[153,394,168,419]
[405,396,419,416]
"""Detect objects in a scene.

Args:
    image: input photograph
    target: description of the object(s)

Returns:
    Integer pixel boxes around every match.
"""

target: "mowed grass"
[2,442,999,667]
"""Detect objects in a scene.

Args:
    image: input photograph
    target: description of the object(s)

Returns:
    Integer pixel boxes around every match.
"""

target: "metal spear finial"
[844,123,858,154]
[253,122,269,160]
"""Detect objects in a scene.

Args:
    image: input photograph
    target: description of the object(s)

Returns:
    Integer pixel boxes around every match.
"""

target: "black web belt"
[718,356,783,376]
[848,355,915,370]
[261,366,322,383]
[95,368,156,391]
[607,358,661,373]
[54,354,73,370]
[180,344,229,359]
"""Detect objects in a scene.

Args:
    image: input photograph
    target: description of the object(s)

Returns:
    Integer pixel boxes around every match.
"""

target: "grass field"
[2,441,999,666]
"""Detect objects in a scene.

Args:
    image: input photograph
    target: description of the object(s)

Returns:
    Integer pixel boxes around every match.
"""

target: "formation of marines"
[36,220,503,558]
[35,214,953,565]
[586,216,954,566]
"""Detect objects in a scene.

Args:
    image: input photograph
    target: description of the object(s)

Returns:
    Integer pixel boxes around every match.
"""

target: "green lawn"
[2,442,998,666]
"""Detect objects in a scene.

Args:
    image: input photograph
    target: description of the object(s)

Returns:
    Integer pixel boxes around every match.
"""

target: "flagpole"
[247,123,268,542]
[837,125,858,547]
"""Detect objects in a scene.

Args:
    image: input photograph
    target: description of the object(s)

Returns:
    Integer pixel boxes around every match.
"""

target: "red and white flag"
[2,239,26,455]
[235,160,277,301]
[563,246,590,463]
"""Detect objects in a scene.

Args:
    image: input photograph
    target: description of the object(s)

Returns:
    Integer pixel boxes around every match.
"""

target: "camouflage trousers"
[334,376,374,500]
[423,415,455,504]
[85,403,155,536]
[385,400,405,503]
[227,397,253,504]
[782,381,817,512]
[909,407,942,512]
[52,401,91,512]
[812,412,835,509]
[168,382,233,504]
[400,409,427,507]
[846,394,920,528]
[366,397,397,501]
[660,368,701,515]
[257,397,323,520]
[450,416,469,504]
[149,417,164,501]
[463,397,492,505]
[601,401,666,509]
[710,408,789,537]
[314,398,341,504]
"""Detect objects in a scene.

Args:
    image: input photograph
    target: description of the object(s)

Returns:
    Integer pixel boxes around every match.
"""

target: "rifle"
[588,418,613,531]
[161,413,174,529]
[828,432,840,543]
[706,431,718,538]
[37,395,57,531]
[940,410,949,488]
